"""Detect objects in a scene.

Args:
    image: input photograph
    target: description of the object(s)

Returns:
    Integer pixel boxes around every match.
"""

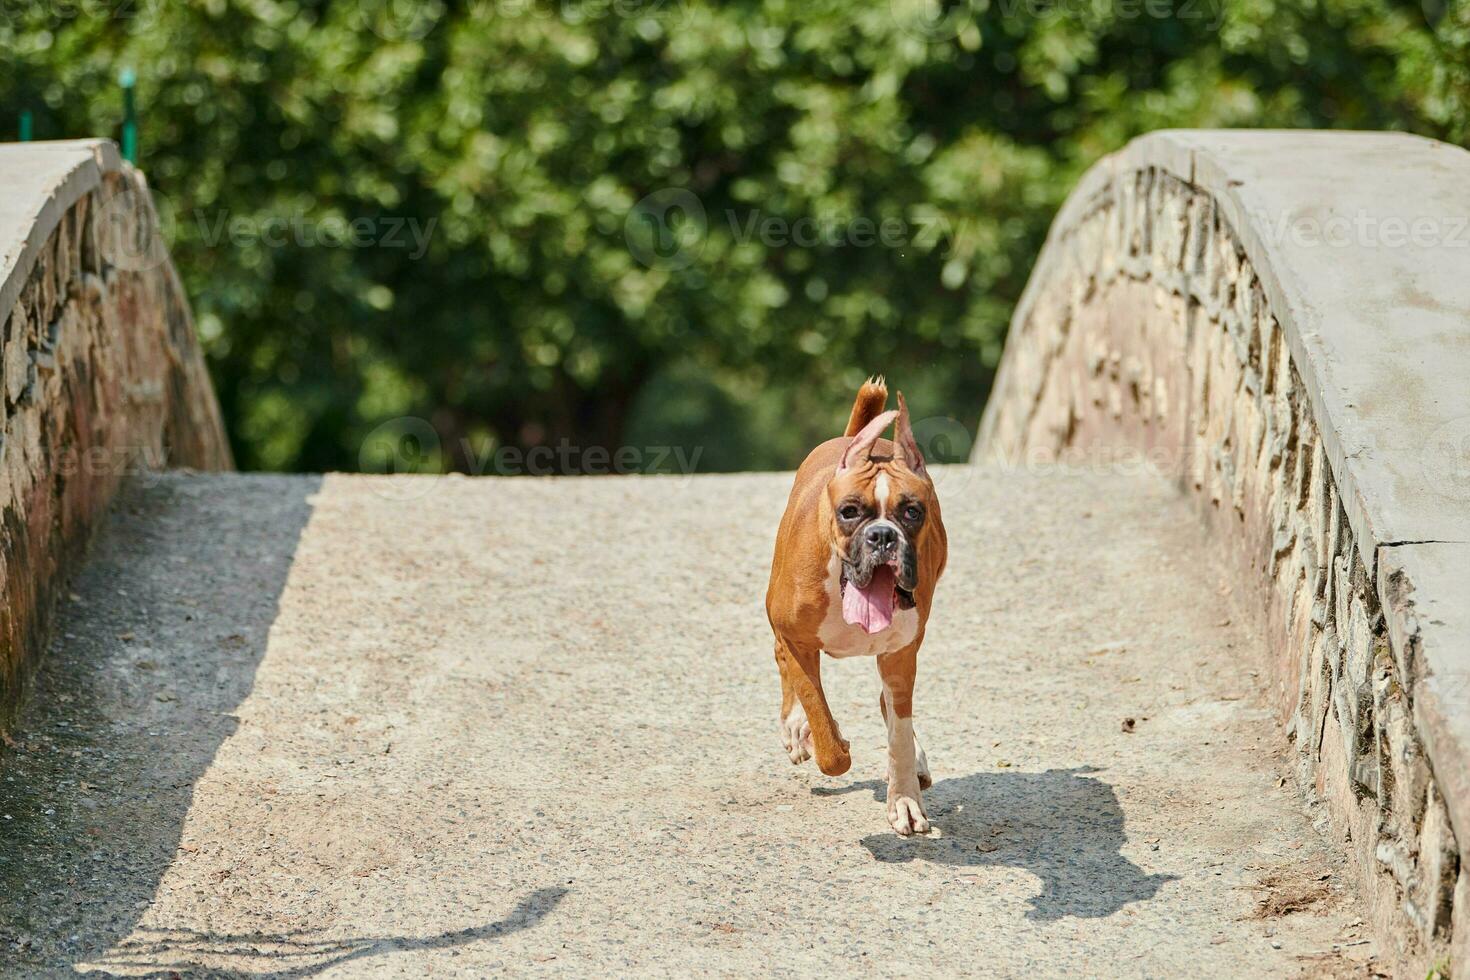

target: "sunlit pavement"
[0,467,1377,977]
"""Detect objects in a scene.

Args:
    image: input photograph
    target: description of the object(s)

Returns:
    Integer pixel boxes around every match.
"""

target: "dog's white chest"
[817,553,919,658]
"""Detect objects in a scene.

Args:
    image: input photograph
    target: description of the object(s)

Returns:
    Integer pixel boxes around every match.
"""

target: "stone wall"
[0,140,232,733]
[979,131,1470,976]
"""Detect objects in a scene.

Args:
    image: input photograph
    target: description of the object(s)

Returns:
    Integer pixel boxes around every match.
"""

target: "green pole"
[119,68,137,163]
[18,109,32,142]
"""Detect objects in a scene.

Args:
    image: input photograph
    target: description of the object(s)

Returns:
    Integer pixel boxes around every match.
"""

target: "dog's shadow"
[834,767,1177,921]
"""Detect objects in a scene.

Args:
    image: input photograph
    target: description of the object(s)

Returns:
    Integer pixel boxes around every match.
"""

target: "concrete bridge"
[0,135,1466,977]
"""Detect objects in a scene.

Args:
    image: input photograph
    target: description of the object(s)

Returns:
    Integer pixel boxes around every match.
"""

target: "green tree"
[0,0,1462,472]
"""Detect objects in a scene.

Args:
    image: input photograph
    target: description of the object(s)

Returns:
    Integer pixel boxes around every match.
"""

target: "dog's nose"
[864,523,898,552]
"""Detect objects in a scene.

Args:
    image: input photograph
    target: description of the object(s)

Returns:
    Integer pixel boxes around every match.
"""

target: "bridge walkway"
[0,467,1377,976]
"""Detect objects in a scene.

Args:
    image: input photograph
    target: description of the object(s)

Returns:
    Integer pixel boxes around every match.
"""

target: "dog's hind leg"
[914,734,932,790]
[774,636,850,776]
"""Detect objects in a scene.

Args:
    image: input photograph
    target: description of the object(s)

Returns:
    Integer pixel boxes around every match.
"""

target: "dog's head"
[825,393,942,634]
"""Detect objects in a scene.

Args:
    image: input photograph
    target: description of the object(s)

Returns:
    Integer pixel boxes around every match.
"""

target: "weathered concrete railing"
[978,129,1470,972]
[0,140,231,732]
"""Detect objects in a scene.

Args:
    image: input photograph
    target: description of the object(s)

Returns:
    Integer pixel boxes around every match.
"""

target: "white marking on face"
[869,472,907,548]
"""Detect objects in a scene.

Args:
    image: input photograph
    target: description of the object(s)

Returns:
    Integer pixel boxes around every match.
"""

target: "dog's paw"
[816,741,852,778]
[887,792,930,836]
[780,704,813,765]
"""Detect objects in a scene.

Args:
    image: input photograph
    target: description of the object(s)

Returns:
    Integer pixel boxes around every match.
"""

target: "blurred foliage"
[0,0,1465,472]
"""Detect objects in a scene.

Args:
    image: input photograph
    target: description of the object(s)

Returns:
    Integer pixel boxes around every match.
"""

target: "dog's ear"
[838,409,898,473]
[893,392,927,479]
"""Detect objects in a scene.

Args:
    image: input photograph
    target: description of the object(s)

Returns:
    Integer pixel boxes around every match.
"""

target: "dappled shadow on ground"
[855,767,1177,920]
[87,886,568,978]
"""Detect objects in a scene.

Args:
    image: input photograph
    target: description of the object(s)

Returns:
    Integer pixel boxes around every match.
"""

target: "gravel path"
[0,467,1379,976]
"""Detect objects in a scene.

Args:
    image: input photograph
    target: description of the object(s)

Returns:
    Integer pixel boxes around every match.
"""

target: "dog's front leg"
[878,642,929,836]
[774,636,850,776]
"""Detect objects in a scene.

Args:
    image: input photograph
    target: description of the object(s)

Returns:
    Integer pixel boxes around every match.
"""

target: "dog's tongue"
[843,565,897,635]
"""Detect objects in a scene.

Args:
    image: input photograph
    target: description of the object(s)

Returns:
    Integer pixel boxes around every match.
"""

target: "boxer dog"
[765,378,947,835]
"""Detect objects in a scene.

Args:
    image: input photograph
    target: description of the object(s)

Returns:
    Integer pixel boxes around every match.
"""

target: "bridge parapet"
[979,130,1470,972]
[0,140,231,733]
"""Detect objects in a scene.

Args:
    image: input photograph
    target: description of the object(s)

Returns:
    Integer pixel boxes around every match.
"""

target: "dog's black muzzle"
[843,521,919,609]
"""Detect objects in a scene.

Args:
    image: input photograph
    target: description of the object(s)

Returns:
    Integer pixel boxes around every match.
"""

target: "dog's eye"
[902,504,924,523]
[838,504,862,521]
